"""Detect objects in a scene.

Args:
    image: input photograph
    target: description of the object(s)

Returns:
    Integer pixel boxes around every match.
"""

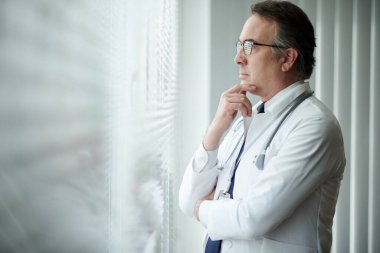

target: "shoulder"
[282,96,344,145]
[293,96,341,130]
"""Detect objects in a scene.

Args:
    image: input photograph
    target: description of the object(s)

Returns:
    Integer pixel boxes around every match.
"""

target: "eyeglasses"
[236,39,286,56]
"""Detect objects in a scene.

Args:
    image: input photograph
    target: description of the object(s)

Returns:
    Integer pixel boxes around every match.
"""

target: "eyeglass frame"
[236,39,287,56]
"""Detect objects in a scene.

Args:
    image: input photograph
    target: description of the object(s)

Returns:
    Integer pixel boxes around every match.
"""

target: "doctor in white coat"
[179,1,345,253]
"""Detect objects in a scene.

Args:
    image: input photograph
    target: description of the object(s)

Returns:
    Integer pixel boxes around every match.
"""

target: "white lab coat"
[179,81,346,253]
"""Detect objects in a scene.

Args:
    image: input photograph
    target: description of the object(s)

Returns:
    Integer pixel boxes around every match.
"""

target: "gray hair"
[251,1,316,80]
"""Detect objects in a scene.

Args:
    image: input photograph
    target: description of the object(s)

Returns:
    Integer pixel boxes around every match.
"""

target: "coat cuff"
[192,144,218,173]
[198,200,212,228]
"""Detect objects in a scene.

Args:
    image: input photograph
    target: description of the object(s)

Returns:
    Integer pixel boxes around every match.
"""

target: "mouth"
[239,73,249,79]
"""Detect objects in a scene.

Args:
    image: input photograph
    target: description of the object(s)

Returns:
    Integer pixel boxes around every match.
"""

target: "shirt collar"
[255,80,312,115]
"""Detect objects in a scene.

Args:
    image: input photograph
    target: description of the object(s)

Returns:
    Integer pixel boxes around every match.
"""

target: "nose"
[234,48,247,65]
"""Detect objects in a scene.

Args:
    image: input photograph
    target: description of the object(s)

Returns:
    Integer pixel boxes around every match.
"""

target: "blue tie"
[204,139,246,253]
[257,102,265,114]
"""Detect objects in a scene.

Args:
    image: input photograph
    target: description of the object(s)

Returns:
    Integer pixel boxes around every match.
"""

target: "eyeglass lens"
[236,41,253,55]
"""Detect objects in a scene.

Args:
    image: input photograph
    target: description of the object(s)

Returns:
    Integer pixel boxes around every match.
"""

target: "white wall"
[177,0,211,252]
[209,1,252,116]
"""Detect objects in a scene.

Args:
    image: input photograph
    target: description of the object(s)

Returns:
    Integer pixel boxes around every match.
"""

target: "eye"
[243,41,254,55]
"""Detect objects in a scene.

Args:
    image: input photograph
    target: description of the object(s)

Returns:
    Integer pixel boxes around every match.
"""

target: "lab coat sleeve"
[199,116,345,240]
[178,143,219,217]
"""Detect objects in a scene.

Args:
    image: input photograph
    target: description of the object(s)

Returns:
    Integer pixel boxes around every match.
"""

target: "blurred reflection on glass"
[0,0,178,253]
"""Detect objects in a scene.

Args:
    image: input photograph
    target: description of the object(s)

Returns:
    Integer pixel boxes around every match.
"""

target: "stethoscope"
[255,90,313,169]
[221,90,313,171]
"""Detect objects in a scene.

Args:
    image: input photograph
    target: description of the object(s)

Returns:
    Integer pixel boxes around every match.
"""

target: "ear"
[280,48,298,72]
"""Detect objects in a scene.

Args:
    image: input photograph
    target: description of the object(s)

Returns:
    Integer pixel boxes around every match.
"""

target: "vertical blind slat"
[332,0,353,252]
[315,0,335,107]
[369,0,380,252]
[350,0,371,252]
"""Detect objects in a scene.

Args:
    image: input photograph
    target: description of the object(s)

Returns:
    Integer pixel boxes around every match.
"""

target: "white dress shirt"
[179,81,346,253]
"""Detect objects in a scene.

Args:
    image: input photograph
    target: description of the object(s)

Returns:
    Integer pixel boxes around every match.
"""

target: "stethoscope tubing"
[221,90,314,171]
[255,91,314,170]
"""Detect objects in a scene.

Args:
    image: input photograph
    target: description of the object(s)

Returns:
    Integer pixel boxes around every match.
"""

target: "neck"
[261,75,302,102]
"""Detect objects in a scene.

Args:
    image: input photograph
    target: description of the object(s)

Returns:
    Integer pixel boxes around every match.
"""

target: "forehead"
[239,14,277,42]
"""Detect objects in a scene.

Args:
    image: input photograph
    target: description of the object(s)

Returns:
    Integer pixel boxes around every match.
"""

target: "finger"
[238,103,250,117]
[240,84,257,93]
[225,94,252,116]
[224,93,246,101]
[225,83,243,94]
[230,102,250,117]
[205,188,215,200]
[244,98,253,116]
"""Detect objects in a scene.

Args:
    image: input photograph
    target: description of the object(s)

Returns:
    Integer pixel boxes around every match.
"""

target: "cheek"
[248,63,265,80]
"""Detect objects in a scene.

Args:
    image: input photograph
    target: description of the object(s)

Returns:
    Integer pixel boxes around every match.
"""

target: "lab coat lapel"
[222,125,245,166]
[244,113,275,149]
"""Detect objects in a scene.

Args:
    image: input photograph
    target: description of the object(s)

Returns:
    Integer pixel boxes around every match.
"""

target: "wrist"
[203,124,224,150]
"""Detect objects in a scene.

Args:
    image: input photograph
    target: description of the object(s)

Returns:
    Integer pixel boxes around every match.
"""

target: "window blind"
[0,0,179,252]
[0,1,108,252]
[106,0,178,252]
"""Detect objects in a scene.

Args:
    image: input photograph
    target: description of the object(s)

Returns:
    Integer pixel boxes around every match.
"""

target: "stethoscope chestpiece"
[256,153,265,170]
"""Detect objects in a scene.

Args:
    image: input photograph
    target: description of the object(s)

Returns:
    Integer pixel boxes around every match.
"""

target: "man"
[179,1,345,253]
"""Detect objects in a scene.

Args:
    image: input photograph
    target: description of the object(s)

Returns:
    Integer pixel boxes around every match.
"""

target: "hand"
[195,188,216,221]
[203,84,256,150]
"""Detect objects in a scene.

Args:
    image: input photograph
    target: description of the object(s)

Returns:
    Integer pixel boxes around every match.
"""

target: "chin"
[239,80,250,85]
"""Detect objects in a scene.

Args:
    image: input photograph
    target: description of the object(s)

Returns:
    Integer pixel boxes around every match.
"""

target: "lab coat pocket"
[261,238,317,253]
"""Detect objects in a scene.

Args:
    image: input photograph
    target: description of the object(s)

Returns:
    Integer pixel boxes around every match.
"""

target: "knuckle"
[221,92,229,99]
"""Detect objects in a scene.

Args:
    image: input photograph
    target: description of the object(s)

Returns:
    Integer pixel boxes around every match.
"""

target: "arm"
[179,84,255,217]
[203,84,254,150]
[198,115,345,240]
[178,144,219,216]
